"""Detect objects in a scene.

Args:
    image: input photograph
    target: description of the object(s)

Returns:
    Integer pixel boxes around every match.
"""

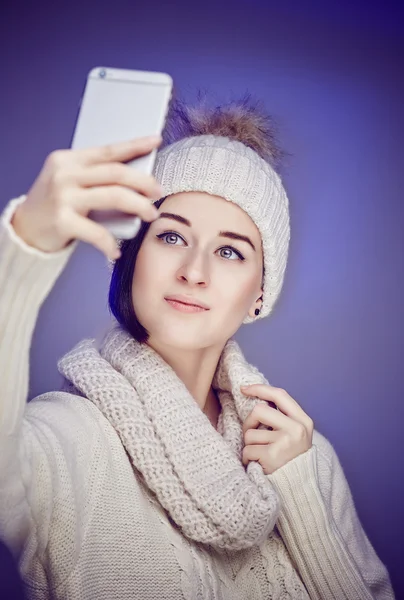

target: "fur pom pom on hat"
[161,92,286,168]
[152,94,291,324]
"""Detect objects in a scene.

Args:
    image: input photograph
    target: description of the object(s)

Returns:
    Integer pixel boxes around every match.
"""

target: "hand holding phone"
[12,136,163,261]
[12,66,173,260]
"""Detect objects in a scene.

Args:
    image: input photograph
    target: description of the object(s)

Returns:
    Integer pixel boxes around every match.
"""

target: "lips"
[164,295,210,310]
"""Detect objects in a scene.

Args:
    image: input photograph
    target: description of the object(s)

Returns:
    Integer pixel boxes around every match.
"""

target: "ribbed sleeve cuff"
[266,446,372,600]
[0,195,78,434]
[1,195,79,261]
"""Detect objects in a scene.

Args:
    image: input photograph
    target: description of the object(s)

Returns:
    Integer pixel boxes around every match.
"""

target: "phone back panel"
[71,67,172,175]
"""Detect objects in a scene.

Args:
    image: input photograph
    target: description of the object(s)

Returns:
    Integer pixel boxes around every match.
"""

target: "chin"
[146,318,219,351]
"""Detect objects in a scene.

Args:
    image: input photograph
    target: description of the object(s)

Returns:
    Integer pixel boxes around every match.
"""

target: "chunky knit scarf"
[58,323,281,551]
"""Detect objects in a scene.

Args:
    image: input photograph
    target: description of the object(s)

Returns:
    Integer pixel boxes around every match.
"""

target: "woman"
[0,95,394,599]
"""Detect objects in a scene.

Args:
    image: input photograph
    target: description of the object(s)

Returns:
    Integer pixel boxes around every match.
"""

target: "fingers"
[242,384,306,421]
[76,162,164,201]
[242,403,290,434]
[242,444,270,466]
[75,135,162,166]
[73,186,159,222]
[68,213,122,260]
[244,428,279,445]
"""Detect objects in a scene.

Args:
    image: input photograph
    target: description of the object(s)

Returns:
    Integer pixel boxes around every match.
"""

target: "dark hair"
[108,196,168,343]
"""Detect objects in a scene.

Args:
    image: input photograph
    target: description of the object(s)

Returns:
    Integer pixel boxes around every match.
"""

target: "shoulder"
[23,390,132,510]
[312,428,337,466]
[310,428,353,502]
[26,389,102,422]
[311,428,345,477]
[24,390,119,450]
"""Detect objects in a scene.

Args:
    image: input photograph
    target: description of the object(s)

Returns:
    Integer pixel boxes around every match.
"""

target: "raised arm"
[0,134,163,561]
[0,195,77,557]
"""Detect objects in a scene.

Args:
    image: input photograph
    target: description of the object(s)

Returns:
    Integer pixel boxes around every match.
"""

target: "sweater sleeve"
[266,430,395,600]
[0,195,78,559]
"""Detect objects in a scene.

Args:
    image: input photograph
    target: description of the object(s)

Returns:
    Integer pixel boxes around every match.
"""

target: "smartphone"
[71,67,173,239]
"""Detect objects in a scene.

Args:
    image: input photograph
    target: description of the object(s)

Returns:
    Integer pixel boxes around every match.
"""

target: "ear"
[248,287,264,319]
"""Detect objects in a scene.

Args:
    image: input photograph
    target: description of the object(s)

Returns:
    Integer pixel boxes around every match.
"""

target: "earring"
[254,308,260,316]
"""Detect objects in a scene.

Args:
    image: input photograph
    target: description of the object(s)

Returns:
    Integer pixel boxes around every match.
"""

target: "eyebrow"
[157,212,256,252]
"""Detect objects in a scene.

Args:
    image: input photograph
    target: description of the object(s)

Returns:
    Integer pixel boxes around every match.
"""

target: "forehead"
[161,192,262,242]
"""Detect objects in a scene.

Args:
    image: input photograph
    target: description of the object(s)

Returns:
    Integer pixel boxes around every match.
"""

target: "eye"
[218,247,245,261]
[156,231,185,246]
[156,231,245,261]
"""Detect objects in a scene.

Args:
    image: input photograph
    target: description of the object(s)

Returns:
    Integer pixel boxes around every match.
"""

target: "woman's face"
[132,191,264,349]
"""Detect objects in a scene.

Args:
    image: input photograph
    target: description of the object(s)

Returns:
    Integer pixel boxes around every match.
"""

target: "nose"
[176,250,210,287]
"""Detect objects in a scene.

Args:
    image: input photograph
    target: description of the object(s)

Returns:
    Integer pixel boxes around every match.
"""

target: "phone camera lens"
[99,69,106,78]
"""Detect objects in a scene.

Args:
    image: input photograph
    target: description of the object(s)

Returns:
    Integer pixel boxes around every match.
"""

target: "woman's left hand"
[241,384,314,475]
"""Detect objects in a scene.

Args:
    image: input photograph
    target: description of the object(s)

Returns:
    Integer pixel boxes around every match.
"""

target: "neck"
[146,338,225,428]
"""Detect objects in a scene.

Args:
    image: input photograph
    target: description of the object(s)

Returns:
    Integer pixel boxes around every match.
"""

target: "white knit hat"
[152,134,290,324]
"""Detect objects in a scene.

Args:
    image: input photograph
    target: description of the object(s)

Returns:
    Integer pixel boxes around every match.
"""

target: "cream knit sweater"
[0,196,395,599]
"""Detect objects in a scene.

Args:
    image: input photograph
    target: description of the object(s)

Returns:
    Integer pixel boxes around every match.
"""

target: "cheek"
[218,268,260,311]
[131,243,178,312]
[132,249,152,288]
[131,246,163,303]
[134,239,171,279]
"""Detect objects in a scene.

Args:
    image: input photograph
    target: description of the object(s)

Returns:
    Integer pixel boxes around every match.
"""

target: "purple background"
[1,0,403,596]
